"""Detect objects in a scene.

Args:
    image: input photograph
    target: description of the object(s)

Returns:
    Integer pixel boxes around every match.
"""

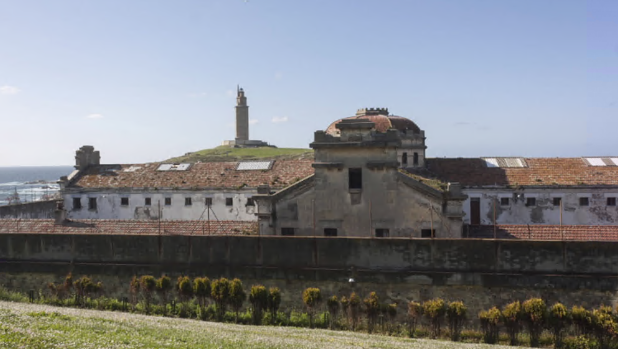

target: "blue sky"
[0,0,616,166]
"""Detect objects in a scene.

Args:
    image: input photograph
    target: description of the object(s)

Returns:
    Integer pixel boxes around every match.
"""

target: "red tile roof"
[325,115,421,135]
[425,158,618,187]
[466,224,618,241]
[68,160,314,190]
[0,219,258,236]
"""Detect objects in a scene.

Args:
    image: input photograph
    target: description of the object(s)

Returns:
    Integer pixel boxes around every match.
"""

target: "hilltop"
[165,146,313,163]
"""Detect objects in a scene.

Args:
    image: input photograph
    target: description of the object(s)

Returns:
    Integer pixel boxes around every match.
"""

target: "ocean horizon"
[0,166,74,206]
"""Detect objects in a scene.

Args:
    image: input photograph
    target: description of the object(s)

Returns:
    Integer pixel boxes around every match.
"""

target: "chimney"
[75,145,100,170]
[54,201,67,225]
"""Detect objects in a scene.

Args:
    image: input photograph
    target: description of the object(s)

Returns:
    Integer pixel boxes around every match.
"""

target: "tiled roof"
[466,224,618,241]
[68,160,314,190]
[425,158,618,187]
[0,219,258,236]
[325,115,421,135]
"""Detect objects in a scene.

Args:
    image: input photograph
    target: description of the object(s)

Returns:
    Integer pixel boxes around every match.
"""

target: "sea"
[0,166,74,206]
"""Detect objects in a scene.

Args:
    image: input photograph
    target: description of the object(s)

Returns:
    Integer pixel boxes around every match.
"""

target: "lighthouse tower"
[222,86,273,148]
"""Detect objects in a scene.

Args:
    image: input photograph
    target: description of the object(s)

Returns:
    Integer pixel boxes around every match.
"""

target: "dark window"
[579,197,589,206]
[88,197,97,210]
[72,197,82,210]
[526,197,536,207]
[121,197,129,206]
[402,153,408,166]
[553,197,562,206]
[413,152,419,166]
[226,198,233,206]
[500,197,510,206]
[246,197,255,206]
[165,197,171,206]
[324,228,338,237]
[205,197,212,206]
[281,228,295,236]
[145,198,151,206]
[185,197,192,206]
[348,168,362,189]
[608,197,616,206]
[421,229,435,238]
[375,229,389,238]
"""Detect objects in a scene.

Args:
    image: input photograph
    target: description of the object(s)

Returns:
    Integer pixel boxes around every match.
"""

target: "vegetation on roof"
[399,169,448,192]
[165,146,313,163]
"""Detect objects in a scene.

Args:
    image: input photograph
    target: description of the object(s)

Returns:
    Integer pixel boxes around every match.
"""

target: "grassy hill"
[165,146,313,163]
[0,301,519,349]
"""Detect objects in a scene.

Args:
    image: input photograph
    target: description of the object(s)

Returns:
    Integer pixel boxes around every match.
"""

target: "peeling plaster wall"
[462,189,618,225]
[0,200,58,219]
[63,191,257,221]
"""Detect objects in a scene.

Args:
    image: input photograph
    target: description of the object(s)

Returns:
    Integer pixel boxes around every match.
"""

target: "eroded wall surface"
[0,200,57,219]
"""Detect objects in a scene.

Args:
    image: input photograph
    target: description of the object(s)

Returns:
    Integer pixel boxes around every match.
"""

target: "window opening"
[349,168,362,189]
[226,198,233,206]
[375,229,389,237]
[281,228,295,236]
[185,197,192,206]
[608,197,616,206]
[324,228,338,237]
[553,197,562,206]
[145,198,151,206]
[526,197,536,207]
[402,153,408,166]
[165,198,171,206]
[421,229,435,238]
[205,198,213,206]
[413,152,419,166]
[73,198,82,210]
[121,197,129,206]
[500,197,510,206]
[88,198,97,210]
[579,197,589,206]
[246,197,255,206]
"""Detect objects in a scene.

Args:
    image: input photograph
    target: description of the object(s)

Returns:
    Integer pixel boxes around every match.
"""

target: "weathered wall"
[63,191,257,221]
[2,235,618,316]
[463,189,618,225]
[0,200,58,219]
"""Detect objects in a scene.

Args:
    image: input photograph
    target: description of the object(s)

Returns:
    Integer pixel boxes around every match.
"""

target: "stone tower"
[235,86,249,142]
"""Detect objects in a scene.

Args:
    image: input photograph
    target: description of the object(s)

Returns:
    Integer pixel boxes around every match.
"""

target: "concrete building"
[222,86,271,148]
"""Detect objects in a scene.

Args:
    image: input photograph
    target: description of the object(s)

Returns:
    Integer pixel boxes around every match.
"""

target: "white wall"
[462,188,618,225]
[64,190,257,221]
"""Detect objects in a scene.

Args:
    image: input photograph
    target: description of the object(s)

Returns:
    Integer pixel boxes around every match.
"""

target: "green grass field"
[165,146,313,163]
[0,301,525,349]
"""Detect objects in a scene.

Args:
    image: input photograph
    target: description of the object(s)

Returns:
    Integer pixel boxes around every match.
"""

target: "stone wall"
[1,235,618,317]
[0,200,58,219]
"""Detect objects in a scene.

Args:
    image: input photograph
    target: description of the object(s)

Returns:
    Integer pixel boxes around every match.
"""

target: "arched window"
[402,153,408,166]
[413,152,419,166]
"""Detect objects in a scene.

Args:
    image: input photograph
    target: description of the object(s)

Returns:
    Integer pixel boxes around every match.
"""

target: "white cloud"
[271,116,288,123]
[249,119,259,125]
[226,90,235,97]
[86,114,104,119]
[0,85,20,95]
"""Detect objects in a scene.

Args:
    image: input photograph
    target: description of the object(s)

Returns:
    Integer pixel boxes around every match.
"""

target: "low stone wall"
[0,200,58,219]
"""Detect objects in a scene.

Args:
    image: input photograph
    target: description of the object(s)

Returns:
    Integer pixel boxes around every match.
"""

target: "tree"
[249,285,268,325]
[522,298,547,347]
[479,307,501,344]
[326,295,340,329]
[176,276,193,302]
[155,275,172,310]
[571,305,592,336]
[267,287,282,325]
[407,301,423,337]
[211,278,230,320]
[139,275,156,313]
[591,305,616,349]
[193,277,211,308]
[501,301,523,345]
[363,292,380,334]
[348,293,362,331]
[446,301,467,342]
[547,303,569,348]
[423,298,447,339]
[302,287,322,328]
[229,278,246,323]
[73,276,96,306]
[129,275,140,308]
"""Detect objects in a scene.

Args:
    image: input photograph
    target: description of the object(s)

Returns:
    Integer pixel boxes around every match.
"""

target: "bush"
[139,275,156,313]
[155,275,172,309]
[302,287,322,328]
[591,305,617,349]
[129,275,140,307]
[176,276,193,302]
[500,301,522,346]
[479,307,501,344]
[268,287,282,325]
[547,302,569,348]
[0,286,28,302]
[522,298,547,347]
[363,292,380,333]
[407,301,423,337]
[446,301,467,341]
[326,295,339,329]
[571,305,592,336]
[290,310,311,328]
[229,278,246,323]
[193,277,211,308]
[249,285,268,325]
[423,298,446,339]
[348,293,362,331]
[563,335,594,349]
[211,278,230,320]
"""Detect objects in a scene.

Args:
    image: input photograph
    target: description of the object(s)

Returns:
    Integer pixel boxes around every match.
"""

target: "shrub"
[267,287,281,325]
[139,275,156,313]
[302,287,322,328]
[423,298,447,339]
[591,305,617,349]
[211,278,230,320]
[571,305,592,336]
[64,273,74,298]
[385,303,397,334]
[326,295,339,329]
[229,278,246,323]
[522,298,547,347]
[155,275,172,309]
[176,276,193,302]
[363,292,380,334]
[446,301,467,342]
[407,301,423,337]
[479,307,501,344]
[249,285,268,325]
[193,277,211,308]
[501,300,522,345]
[547,302,569,348]
[73,276,99,306]
[348,293,362,331]
[129,276,140,307]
